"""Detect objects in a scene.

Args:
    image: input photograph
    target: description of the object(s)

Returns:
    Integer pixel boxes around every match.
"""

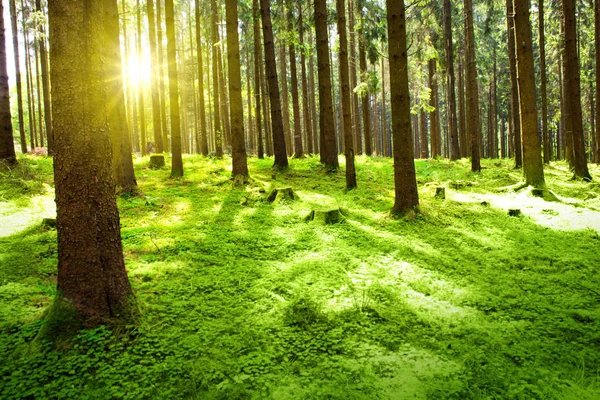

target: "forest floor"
[1,154,599,399]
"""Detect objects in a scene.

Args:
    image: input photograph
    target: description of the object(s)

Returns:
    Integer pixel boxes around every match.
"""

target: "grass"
[1,154,599,399]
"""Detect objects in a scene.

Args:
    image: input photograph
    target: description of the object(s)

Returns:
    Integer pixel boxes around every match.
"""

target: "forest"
[0,0,599,398]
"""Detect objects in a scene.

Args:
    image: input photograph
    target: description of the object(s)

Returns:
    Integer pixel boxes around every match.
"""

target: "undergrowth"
[1,154,599,399]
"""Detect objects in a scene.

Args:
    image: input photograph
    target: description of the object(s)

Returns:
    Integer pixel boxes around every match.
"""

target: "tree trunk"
[309,32,319,154]
[457,56,467,157]
[217,43,231,148]
[596,0,600,163]
[465,0,481,172]
[0,0,15,165]
[46,0,136,329]
[287,0,303,158]
[315,0,339,169]
[298,1,312,156]
[165,0,183,176]
[226,0,249,179]
[444,0,460,160]
[337,0,356,187]
[563,0,591,180]
[349,0,361,155]
[156,0,170,152]
[135,0,147,156]
[211,0,224,157]
[146,0,164,153]
[35,0,52,155]
[260,0,288,168]
[195,0,208,155]
[539,0,549,163]
[278,34,291,155]
[387,0,419,214]
[507,0,522,168]
[9,0,26,154]
[23,2,37,149]
[34,39,44,148]
[358,1,371,156]
[252,0,264,158]
[513,0,545,187]
[381,55,389,158]
[106,0,137,191]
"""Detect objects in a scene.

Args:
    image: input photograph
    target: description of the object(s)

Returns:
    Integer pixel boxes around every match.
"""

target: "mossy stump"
[306,208,345,224]
[149,155,165,169]
[434,187,446,200]
[508,209,522,217]
[267,187,297,204]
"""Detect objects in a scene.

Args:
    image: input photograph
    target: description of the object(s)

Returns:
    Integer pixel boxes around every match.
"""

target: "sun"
[125,53,152,89]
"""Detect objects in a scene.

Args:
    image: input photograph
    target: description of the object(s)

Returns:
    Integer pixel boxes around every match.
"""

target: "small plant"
[283,296,323,327]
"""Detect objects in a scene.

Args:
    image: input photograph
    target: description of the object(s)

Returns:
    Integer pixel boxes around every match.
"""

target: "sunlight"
[0,190,55,238]
[125,53,152,89]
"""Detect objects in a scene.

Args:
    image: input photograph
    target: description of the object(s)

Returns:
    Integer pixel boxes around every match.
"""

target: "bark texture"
[465,0,481,172]
[0,0,15,165]
[165,0,183,176]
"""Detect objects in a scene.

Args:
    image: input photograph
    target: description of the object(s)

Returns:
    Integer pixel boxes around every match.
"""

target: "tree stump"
[149,155,165,169]
[508,209,521,217]
[306,208,345,224]
[267,187,297,203]
[434,187,446,199]
[41,218,57,229]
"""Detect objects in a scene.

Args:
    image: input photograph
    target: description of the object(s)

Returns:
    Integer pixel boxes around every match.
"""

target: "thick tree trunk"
[226,0,249,179]
[386,0,419,214]
[165,0,183,176]
[513,0,545,187]
[106,0,137,191]
[260,0,288,168]
[444,0,460,160]
[252,0,264,158]
[47,0,136,328]
[9,0,26,154]
[465,0,481,172]
[146,0,164,153]
[315,0,339,168]
[562,0,591,180]
[337,0,356,188]
[0,0,15,165]
[507,0,522,168]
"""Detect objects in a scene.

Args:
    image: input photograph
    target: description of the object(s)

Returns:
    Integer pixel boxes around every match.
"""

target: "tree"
[0,0,15,165]
[165,0,183,177]
[136,0,147,155]
[260,0,288,168]
[507,0,522,168]
[513,0,544,187]
[443,0,460,160]
[106,0,137,192]
[314,0,339,169]
[45,0,136,331]
[539,0,549,164]
[298,1,313,155]
[147,0,164,153]
[252,0,264,159]
[357,0,371,156]
[9,0,26,154]
[337,0,356,188]
[464,0,481,172]
[226,0,249,181]
[562,0,592,181]
[596,0,600,163]
[287,0,303,158]
[35,0,52,155]
[211,0,224,157]
[195,0,208,155]
[386,0,419,214]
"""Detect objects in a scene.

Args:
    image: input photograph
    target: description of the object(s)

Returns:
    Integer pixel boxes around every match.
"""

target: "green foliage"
[1,155,599,398]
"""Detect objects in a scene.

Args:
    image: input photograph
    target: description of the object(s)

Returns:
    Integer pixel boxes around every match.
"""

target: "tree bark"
[457,56,467,157]
[444,0,460,160]
[287,0,303,158]
[195,0,208,155]
[165,0,183,176]
[226,0,249,179]
[0,0,15,165]
[156,0,170,152]
[314,0,339,169]
[562,0,591,180]
[252,0,264,158]
[35,0,52,155]
[9,0,26,154]
[539,0,549,163]
[349,0,361,154]
[507,0,522,168]
[513,0,545,187]
[146,0,164,153]
[465,0,481,172]
[135,0,147,156]
[298,1,312,156]
[357,1,371,156]
[337,0,356,188]
[260,0,288,168]
[23,1,36,149]
[47,0,136,327]
[211,0,224,157]
[596,0,600,163]
[387,0,419,214]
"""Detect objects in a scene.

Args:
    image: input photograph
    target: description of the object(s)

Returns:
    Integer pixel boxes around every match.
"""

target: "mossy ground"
[1,154,599,399]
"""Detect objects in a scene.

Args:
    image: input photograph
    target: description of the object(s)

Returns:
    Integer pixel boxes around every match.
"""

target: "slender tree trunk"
[226,0,249,179]
[381,55,388,157]
[349,0,361,154]
[562,0,591,180]
[465,0,481,171]
[337,0,356,187]
[217,43,231,147]
[420,105,428,159]
[195,0,208,155]
[287,0,303,158]
[252,0,264,158]
[539,0,549,163]
[444,0,460,160]
[315,0,339,168]
[458,56,468,157]
[23,5,36,149]
[279,36,291,155]
[211,0,224,157]
[9,0,26,154]
[299,2,312,155]
[429,58,441,158]
[156,0,169,152]
[387,0,418,214]
[0,0,15,164]
[34,39,44,148]
[146,0,164,153]
[260,0,288,168]
[513,0,545,187]
[35,0,52,155]
[245,43,255,153]
[165,0,183,176]
[492,48,498,158]
[135,0,147,156]
[309,32,319,154]
[358,1,371,156]
[507,0,522,167]
[47,0,136,327]
[595,0,600,163]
